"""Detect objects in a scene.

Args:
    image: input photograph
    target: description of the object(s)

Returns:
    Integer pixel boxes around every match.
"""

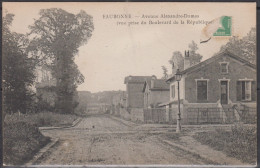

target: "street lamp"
[175,69,182,133]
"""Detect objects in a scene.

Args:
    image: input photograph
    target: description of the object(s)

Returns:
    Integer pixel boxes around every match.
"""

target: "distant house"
[143,79,170,108]
[35,66,56,110]
[35,66,79,112]
[124,75,156,108]
[164,50,256,124]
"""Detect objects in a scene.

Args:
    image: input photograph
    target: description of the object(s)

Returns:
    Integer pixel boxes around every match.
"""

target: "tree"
[28,8,94,113]
[168,51,184,71]
[220,27,256,64]
[161,66,168,79]
[3,12,36,115]
[188,40,203,65]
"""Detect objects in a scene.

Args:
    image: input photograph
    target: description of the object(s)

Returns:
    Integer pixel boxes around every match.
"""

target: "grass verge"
[193,124,256,164]
[3,112,79,165]
[3,121,51,165]
[4,111,78,127]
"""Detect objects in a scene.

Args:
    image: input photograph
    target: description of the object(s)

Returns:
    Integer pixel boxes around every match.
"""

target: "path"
[36,115,244,165]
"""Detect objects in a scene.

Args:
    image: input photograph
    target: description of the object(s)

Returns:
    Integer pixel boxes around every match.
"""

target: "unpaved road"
[37,115,211,165]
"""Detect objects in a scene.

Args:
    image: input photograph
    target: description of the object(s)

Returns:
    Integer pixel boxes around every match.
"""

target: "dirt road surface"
[37,115,216,165]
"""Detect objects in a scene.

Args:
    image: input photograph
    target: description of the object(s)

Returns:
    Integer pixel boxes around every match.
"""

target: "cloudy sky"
[3,2,256,92]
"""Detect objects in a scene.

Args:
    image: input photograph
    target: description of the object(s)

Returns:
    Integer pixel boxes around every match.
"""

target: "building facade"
[124,75,156,108]
[143,79,170,108]
[165,50,256,124]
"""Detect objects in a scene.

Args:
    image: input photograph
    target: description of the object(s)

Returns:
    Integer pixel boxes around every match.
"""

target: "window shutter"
[236,81,242,101]
[251,81,256,101]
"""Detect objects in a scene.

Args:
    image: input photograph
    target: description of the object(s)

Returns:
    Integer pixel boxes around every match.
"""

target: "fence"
[143,108,166,123]
[143,106,256,124]
[187,107,229,124]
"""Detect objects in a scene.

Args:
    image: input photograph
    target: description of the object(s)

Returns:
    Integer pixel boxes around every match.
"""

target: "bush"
[193,124,256,164]
[3,112,79,165]
[3,121,50,165]
[4,111,78,127]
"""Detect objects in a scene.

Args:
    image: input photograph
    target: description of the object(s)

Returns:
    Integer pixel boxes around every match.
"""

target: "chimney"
[184,50,191,70]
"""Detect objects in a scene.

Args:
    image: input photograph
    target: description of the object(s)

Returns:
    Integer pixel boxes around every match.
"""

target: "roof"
[166,50,256,82]
[143,79,169,92]
[124,75,156,84]
[151,79,169,90]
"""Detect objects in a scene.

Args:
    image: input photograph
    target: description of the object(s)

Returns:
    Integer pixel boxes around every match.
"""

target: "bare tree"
[161,66,168,79]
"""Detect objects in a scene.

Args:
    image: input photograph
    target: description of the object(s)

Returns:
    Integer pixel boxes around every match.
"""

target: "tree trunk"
[55,50,75,114]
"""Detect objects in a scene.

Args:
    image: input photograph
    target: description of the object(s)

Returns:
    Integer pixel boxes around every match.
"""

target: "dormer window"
[220,62,229,74]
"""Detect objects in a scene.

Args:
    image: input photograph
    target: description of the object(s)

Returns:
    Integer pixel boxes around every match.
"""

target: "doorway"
[220,81,228,104]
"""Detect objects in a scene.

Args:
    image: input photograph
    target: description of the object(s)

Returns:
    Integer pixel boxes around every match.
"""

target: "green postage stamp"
[213,16,232,36]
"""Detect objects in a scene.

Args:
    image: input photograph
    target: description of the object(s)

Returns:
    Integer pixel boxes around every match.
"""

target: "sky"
[3,2,256,92]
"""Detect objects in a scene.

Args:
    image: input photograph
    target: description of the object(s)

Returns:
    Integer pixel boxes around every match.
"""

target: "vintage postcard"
[2,2,257,167]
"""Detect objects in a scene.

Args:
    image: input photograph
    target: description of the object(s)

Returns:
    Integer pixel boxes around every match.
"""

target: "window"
[242,81,251,101]
[220,63,228,73]
[171,85,175,99]
[237,80,255,101]
[197,80,207,101]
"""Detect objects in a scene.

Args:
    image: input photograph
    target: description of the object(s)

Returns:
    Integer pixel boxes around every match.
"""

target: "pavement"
[30,114,248,166]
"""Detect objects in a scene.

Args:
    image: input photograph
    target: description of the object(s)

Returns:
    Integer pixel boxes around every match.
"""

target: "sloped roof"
[151,79,169,90]
[143,79,169,92]
[166,50,256,82]
[124,75,156,84]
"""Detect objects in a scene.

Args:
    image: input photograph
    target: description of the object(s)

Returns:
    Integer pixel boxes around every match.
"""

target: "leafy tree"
[168,51,184,71]
[220,27,256,64]
[28,8,94,113]
[188,40,203,65]
[161,66,168,79]
[3,13,36,115]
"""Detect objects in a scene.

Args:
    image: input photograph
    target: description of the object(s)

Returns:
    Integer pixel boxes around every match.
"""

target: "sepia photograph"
[2,2,257,166]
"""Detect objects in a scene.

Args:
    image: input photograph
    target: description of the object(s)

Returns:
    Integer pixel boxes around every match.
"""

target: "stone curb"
[157,137,245,165]
[158,137,217,164]
[26,118,82,165]
[39,118,82,130]
[26,138,59,165]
